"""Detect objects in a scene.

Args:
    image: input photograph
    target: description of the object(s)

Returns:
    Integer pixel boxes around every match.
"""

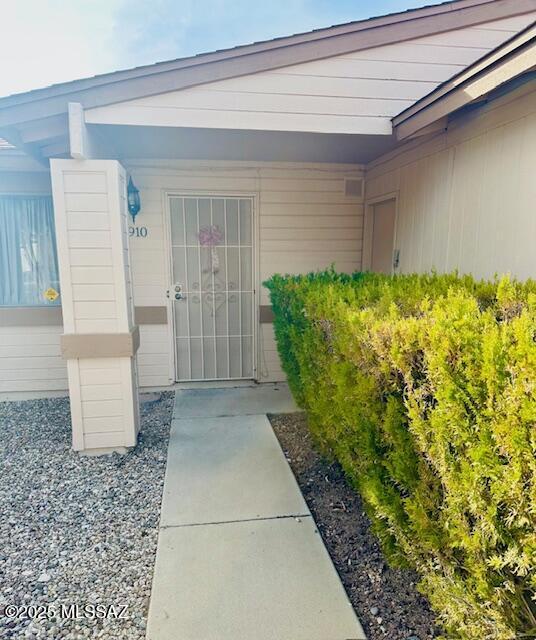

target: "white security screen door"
[169,196,255,381]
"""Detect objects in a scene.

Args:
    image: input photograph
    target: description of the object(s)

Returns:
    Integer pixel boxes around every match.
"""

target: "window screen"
[0,195,60,306]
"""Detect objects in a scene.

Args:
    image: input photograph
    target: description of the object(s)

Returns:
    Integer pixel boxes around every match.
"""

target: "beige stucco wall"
[365,81,536,280]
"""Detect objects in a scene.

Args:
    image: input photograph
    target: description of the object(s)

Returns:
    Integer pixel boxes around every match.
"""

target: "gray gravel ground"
[0,393,174,640]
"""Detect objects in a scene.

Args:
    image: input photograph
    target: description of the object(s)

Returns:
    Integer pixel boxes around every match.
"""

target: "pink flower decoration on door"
[198,225,223,273]
[198,225,223,247]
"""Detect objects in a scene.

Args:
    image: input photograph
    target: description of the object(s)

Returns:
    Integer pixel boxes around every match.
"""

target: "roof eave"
[393,21,536,140]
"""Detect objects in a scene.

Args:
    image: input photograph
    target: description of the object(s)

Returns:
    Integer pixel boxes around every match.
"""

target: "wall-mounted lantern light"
[127,176,141,223]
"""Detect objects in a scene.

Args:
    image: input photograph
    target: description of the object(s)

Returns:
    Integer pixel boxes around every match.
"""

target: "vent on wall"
[344,177,364,198]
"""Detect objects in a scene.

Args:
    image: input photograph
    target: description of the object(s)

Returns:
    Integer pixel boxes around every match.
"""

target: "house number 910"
[129,226,148,238]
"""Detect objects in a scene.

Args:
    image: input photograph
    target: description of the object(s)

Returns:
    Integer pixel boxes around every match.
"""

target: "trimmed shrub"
[265,270,536,640]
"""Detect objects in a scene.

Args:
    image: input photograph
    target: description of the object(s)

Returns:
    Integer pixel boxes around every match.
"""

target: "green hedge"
[264,270,536,640]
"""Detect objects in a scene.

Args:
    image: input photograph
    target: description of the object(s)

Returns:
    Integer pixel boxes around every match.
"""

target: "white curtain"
[0,195,60,306]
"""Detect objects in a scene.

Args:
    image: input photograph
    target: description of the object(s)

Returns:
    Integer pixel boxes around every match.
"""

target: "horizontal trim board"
[134,306,167,324]
[0,306,167,326]
[60,326,140,359]
[259,305,275,323]
[86,106,394,135]
[0,306,63,326]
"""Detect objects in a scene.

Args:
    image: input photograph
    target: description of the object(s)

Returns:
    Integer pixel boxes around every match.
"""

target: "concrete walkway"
[146,384,365,640]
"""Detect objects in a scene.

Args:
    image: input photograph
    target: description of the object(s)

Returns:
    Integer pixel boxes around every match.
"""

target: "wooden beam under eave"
[85,105,394,136]
[399,117,449,141]
[0,127,49,167]
[18,114,68,144]
[40,137,70,158]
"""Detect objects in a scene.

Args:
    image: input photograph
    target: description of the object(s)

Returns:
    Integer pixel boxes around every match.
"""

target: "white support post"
[50,159,140,454]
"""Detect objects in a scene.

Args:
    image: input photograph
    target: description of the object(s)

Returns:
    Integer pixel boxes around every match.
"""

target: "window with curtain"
[0,195,60,306]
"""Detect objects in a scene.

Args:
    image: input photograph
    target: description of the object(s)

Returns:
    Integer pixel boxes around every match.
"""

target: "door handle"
[167,284,185,299]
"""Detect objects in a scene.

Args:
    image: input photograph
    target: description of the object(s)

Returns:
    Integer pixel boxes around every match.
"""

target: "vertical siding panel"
[446,143,465,271]
[425,152,444,271]
[516,113,536,279]
[488,126,509,277]
[457,138,482,275]
[418,158,435,272]
[498,120,524,278]
[434,149,454,273]
[470,134,490,278]
[475,129,500,278]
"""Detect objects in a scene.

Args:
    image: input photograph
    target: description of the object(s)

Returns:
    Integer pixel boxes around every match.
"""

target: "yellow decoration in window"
[43,287,59,302]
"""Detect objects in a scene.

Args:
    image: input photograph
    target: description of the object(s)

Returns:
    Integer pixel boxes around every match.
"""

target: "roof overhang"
[393,20,536,139]
[91,125,397,164]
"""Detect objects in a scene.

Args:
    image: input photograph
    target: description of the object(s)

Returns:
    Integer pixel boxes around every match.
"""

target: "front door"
[169,196,255,381]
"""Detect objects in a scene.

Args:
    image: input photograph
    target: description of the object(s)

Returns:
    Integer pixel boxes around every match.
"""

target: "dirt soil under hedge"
[269,412,440,640]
